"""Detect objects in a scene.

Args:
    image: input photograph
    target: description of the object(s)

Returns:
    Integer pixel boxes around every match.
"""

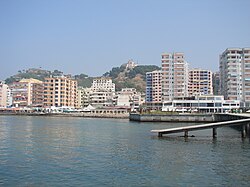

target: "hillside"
[5,64,161,93]
[103,64,160,92]
[4,68,93,88]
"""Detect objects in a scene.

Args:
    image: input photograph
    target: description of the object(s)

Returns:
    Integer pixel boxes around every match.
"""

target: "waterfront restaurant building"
[162,95,240,113]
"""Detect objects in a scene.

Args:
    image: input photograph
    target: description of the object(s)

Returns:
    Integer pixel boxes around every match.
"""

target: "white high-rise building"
[161,52,189,101]
[220,48,250,107]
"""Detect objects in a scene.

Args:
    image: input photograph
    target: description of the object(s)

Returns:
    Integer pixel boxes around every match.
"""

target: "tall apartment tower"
[146,70,162,103]
[220,48,250,107]
[44,76,77,107]
[188,69,213,96]
[161,52,189,101]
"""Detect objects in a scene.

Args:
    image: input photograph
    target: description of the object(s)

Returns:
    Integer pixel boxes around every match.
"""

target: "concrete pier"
[213,128,217,138]
[151,118,250,138]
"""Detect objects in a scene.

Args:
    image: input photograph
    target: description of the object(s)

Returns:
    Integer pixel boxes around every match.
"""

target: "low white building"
[116,88,142,111]
[162,95,240,113]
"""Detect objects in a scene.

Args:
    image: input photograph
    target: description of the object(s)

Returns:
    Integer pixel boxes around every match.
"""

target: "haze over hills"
[4,64,160,92]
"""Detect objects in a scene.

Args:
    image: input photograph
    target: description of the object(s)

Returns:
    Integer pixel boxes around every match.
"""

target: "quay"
[151,118,250,138]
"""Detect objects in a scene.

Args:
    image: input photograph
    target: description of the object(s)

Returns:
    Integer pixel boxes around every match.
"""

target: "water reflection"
[0,116,249,186]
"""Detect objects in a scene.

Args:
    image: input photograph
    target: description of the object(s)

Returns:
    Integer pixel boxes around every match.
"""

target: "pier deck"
[151,118,250,138]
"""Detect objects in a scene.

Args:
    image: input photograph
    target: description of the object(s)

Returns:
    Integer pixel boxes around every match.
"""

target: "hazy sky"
[0,0,250,80]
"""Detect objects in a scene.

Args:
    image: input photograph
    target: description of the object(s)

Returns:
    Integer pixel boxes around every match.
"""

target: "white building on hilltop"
[126,59,138,70]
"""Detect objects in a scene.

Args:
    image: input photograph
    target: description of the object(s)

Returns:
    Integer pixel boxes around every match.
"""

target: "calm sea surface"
[0,116,249,186]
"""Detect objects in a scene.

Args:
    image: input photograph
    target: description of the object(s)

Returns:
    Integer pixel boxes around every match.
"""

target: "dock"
[151,118,250,138]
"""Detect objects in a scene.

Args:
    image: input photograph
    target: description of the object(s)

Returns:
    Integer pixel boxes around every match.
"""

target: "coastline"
[1,112,250,122]
[0,112,129,119]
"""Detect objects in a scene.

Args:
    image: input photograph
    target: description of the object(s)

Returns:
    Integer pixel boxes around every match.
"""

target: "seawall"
[130,113,250,122]
[129,113,216,122]
[0,112,129,119]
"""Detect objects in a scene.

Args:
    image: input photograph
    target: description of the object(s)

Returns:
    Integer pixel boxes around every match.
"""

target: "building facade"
[0,81,9,108]
[146,70,162,103]
[87,78,116,108]
[76,87,92,108]
[91,78,115,92]
[212,72,220,95]
[220,48,250,107]
[10,78,44,107]
[162,95,240,113]
[116,88,142,111]
[161,52,189,101]
[44,76,77,107]
[188,69,213,96]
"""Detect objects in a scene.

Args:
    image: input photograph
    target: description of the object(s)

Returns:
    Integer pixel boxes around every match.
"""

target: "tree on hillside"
[103,65,126,78]
[126,65,160,80]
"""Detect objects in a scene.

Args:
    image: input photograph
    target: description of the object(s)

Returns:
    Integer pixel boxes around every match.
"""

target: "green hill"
[103,64,160,92]
[5,64,161,93]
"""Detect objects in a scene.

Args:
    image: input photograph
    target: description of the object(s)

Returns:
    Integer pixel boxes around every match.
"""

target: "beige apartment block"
[76,87,92,108]
[161,52,189,101]
[10,78,43,107]
[189,69,213,96]
[44,76,77,107]
[220,48,250,107]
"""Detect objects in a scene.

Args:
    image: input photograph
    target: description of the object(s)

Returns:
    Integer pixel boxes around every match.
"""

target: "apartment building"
[161,52,189,101]
[116,88,142,111]
[76,87,92,108]
[44,76,77,107]
[91,78,115,92]
[87,78,116,108]
[146,70,162,103]
[220,48,250,107]
[10,78,44,107]
[188,69,213,96]
[212,72,220,95]
[0,81,9,108]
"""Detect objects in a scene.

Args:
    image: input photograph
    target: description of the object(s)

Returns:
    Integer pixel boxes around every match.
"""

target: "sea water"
[0,116,249,186]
